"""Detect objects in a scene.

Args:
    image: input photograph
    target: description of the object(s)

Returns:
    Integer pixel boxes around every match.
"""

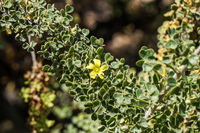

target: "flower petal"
[89,71,96,79]
[93,59,101,67]
[99,74,104,79]
[101,65,107,71]
[86,63,95,69]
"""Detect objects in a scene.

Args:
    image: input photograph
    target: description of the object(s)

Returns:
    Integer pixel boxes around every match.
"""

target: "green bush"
[1,0,200,132]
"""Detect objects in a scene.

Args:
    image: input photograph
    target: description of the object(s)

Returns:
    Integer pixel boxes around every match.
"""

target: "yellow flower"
[157,48,165,60]
[6,28,12,35]
[163,64,166,75]
[196,69,200,75]
[86,59,107,79]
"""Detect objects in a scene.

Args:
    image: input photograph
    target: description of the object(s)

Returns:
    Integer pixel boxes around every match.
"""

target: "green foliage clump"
[1,0,200,132]
[18,62,56,132]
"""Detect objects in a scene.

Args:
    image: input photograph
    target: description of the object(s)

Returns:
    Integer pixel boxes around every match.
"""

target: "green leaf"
[27,29,34,36]
[171,4,178,11]
[79,95,87,101]
[85,102,93,107]
[97,47,104,55]
[69,90,76,95]
[68,47,74,55]
[19,19,26,24]
[163,56,172,63]
[182,47,189,56]
[139,49,147,59]
[195,12,200,20]
[151,90,159,101]
[103,93,110,101]
[42,65,50,72]
[4,1,12,8]
[65,4,74,13]
[47,4,53,10]
[67,58,73,67]
[121,125,129,132]
[43,52,51,59]
[147,119,156,128]
[126,108,135,115]
[98,125,106,132]
[139,77,146,84]
[136,60,144,67]
[143,63,153,72]
[120,105,128,112]
[52,62,59,69]
[75,87,81,93]
[164,10,174,17]
[30,41,37,47]
[181,58,191,68]
[116,73,123,79]
[140,46,148,50]
[157,42,164,48]
[111,61,119,68]
[113,93,123,107]
[105,53,114,62]
[60,9,65,17]
[59,77,65,84]
[82,28,89,36]
[91,36,97,45]
[91,113,97,120]
[46,120,55,128]
[181,36,194,46]
[130,125,141,132]
[153,64,162,71]
[120,58,125,63]
[166,40,178,49]
[41,25,48,31]
[188,54,199,65]
[161,126,169,132]
[67,15,73,21]
[91,81,98,87]
[139,118,148,127]
[146,83,155,93]
[167,77,177,87]
[93,100,100,106]
[153,73,159,84]
[96,38,104,46]
[84,107,92,114]
[117,114,124,121]
[27,47,34,52]
[167,28,176,37]
[74,60,81,67]
[99,88,106,97]
[139,49,154,60]
[106,117,116,126]
[22,42,29,49]
[108,86,116,93]
[16,33,26,42]
[65,81,73,86]
[124,94,132,104]
[136,89,145,99]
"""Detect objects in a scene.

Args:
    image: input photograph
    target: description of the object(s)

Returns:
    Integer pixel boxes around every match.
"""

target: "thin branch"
[145,45,200,119]
[27,35,37,67]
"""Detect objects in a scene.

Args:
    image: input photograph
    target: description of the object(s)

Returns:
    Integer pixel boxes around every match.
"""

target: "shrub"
[1,0,200,132]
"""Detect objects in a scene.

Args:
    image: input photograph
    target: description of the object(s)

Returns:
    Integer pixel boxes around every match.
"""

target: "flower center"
[94,67,100,73]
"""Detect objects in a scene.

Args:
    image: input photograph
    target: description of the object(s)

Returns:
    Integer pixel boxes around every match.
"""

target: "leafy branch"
[1,0,200,132]
[145,45,200,119]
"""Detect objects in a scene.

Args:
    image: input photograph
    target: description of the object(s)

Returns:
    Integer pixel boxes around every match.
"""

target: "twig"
[27,35,37,67]
[145,45,200,119]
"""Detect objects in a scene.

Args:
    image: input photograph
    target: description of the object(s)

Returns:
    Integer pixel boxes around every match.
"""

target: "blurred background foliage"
[0,0,173,132]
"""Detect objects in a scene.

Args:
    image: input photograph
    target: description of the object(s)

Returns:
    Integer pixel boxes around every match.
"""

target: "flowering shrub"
[1,0,200,132]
